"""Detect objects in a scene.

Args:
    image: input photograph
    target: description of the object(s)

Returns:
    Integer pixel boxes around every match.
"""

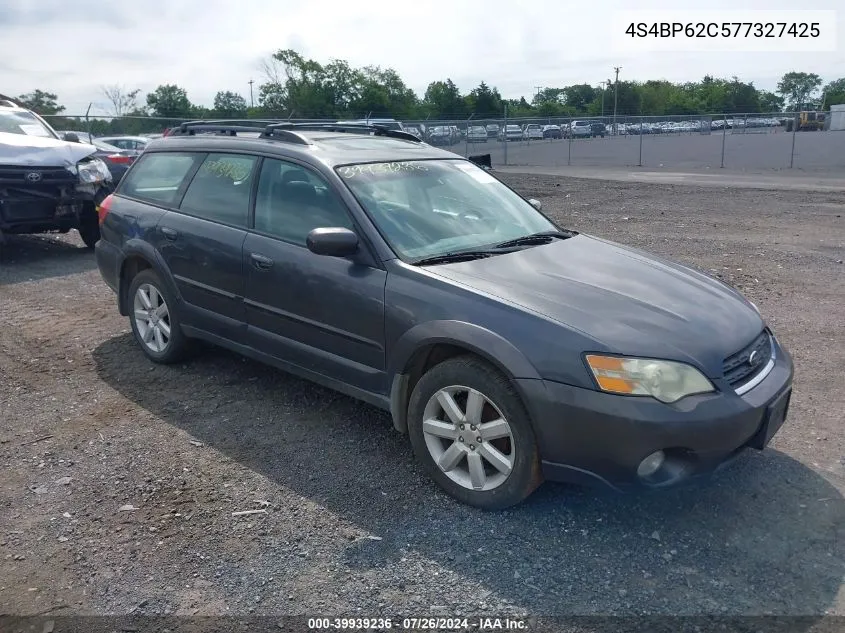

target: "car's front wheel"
[407,356,542,509]
[128,269,191,364]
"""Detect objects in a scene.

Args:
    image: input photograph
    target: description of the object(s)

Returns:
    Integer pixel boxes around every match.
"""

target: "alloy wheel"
[421,385,515,491]
[133,283,171,353]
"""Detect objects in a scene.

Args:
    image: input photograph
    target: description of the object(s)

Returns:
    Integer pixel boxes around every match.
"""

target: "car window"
[179,153,257,228]
[0,110,56,137]
[119,152,203,205]
[254,158,353,245]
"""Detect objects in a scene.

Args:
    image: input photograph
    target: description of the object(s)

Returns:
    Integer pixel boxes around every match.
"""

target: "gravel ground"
[1,173,843,621]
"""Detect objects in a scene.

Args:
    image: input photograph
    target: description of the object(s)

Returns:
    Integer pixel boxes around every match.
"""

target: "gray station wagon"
[94,122,793,509]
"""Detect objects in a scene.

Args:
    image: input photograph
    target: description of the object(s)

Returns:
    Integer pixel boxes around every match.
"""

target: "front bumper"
[0,182,108,234]
[517,337,794,491]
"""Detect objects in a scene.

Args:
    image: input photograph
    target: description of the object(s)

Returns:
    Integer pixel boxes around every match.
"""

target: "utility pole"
[612,67,621,135]
[599,80,608,117]
[248,79,254,108]
[535,86,544,102]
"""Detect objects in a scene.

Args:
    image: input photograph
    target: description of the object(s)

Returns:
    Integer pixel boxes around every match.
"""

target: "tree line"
[13,49,845,136]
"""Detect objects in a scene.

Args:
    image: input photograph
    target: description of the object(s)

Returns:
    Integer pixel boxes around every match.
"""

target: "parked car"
[97,135,151,154]
[542,125,562,139]
[466,126,488,142]
[523,124,543,140]
[485,123,500,138]
[0,99,113,248]
[94,121,794,509]
[427,126,453,146]
[498,124,523,141]
[570,120,593,138]
[590,122,607,138]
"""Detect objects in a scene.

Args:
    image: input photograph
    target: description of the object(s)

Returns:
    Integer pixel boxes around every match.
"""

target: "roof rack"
[263,122,422,143]
[169,120,268,136]
[167,120,423,144]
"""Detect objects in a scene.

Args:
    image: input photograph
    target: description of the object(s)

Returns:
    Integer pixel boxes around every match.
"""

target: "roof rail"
[169,120,268,136]
[263,122,422,143]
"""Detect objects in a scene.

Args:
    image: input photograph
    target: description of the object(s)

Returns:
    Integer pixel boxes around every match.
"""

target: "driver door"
[242,158,388,395]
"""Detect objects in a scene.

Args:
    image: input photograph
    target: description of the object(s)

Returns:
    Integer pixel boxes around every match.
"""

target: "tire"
[77,207,100,249]
[407,355,542,509]
[127,269,191,364]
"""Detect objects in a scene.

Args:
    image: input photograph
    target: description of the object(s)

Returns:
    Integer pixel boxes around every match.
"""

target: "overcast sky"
[1,0,842,115]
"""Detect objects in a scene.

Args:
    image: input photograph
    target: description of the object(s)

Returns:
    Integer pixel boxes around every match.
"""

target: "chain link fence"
[42,111,844,172]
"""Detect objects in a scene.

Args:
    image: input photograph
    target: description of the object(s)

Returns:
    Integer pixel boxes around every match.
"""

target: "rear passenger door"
[242,158,388,395]
[155,152,258,340]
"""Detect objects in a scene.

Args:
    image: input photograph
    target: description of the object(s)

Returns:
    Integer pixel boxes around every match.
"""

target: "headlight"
[76,158,112,184]
[585,354,715,404]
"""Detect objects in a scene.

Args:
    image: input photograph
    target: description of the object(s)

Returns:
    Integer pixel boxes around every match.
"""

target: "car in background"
[486,123,500,138]
[523,124,543,140]
[542,124,562,139]
[427,126,453,146]
[498,124,523,141]
[467,125,487,142]
[570,120,593,138]
[97,135,150,154]
[0,98,112,248]
[404,126,423,140]
[590,122,607,138]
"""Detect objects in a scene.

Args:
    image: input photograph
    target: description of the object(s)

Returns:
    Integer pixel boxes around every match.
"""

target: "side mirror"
[63,132,80,143]
[528,198,542,211]
[306,227,359,257]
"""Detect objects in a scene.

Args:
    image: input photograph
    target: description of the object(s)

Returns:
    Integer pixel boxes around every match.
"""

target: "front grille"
[0,165,77,186]
[723,330,773,387]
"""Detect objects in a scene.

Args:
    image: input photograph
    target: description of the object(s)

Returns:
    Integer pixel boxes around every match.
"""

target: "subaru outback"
[95,122,793,509]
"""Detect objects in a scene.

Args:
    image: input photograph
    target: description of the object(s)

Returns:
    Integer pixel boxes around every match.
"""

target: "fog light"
[637,450,666,478]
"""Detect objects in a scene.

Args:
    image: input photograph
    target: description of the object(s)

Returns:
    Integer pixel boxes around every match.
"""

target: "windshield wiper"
[413,249,508,266]
[492,230,573,249]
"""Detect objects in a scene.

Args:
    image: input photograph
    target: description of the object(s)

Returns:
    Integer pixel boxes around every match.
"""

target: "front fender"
[388,320,541,380]
[387,320,541,433]
[117,239,182,315]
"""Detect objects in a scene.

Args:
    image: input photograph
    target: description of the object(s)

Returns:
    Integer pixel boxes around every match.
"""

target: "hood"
[0,132,97,167]
[429,234,764,377]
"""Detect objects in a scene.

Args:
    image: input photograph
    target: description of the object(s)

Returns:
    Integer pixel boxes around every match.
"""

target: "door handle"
[250,253,274,270]
[161,226,178,240]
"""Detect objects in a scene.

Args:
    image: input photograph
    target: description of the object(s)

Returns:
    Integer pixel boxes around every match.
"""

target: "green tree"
[213,91,248,118]
[777,72,822,110]
[822,78,845,109]
[146,84,192,118]
[465,82,503,117]
[353,66,418,118]
[561,84,596,113]
[16,90,65,115]
[758,90,784,113]
[422,79,466,118]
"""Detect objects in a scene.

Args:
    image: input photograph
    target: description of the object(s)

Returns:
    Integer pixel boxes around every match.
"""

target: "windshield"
[0,110,57,138]
[337,159,557,260]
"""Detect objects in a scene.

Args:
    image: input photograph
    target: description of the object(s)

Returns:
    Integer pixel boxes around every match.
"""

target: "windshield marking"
[338,162,430,179]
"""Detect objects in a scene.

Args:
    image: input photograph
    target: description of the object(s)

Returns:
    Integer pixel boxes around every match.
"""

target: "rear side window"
[120,152,201,205]
[179,153,257,228]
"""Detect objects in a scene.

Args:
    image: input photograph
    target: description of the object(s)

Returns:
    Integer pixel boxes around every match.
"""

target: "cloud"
[1,0,843,114]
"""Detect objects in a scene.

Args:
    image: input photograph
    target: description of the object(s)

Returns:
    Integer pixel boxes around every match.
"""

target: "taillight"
[106,154,132,164]
[97,193,114,225]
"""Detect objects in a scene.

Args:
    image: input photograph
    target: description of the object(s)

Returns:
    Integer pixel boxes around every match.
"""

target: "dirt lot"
[1,173,843,621]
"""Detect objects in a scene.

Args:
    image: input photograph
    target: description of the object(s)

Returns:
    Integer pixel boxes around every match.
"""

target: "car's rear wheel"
[128,269,190,364]
[407,356,542,509]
